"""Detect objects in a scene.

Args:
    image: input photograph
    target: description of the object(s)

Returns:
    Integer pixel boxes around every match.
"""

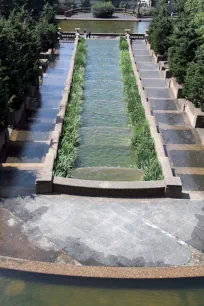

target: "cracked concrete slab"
[1,195,204,267]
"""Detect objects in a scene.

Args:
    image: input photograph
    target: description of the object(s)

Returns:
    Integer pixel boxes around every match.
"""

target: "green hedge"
[92,2,114,18]
[54,39,86,177]
[119,37,163,181]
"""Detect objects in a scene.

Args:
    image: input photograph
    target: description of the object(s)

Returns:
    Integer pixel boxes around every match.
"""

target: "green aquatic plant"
[119,37,163,181]
[54,39,86,177]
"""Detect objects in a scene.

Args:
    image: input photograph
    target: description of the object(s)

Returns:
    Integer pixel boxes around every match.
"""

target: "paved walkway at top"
[0,43,74,198]
[132,40,204,194]
[1,195,204,267]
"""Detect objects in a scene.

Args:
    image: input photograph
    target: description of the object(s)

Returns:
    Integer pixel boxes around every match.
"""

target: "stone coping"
[53,176,165,197]
[128,38,182,198]
[1,255,204,279]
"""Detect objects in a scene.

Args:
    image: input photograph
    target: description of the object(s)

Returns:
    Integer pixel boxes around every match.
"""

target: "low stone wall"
[36,37,79,194]
[185,100,204,128]
[53,177,165,197]
[169,77,183,99]
[128,38,182,198]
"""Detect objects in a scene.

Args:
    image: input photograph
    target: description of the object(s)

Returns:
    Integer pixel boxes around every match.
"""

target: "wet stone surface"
[134,55,153,63]
[169,150,204,168]
[1,195,204,267]
[137,62,158,70]
[142,79,168,88]
[160,129,196,145]
[154,112,185,126]
[177,174,204,191]
[5,142,49,163]
[145,88,171,99]
[149,99,177,111]
[140,70,161,79]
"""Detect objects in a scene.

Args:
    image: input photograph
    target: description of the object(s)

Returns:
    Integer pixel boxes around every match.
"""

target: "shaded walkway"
[132,40,204,193]
[0,43,74,197]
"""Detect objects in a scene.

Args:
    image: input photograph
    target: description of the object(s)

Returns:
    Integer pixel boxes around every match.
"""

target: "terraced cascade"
[72,39,143,181]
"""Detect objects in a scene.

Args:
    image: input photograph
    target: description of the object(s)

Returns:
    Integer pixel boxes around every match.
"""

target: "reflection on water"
[58,20,151,33]
[0,269,204,306]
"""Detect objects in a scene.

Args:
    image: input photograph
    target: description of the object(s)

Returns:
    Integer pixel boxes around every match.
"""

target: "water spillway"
[73,39,143,181]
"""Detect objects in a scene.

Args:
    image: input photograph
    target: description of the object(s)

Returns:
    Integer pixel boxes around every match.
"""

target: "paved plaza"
[1,195,204,267]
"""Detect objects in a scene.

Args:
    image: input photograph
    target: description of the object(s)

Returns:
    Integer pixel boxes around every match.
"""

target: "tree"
[168,14,200,84]
[148,2,173,55]
[184,45,204,110]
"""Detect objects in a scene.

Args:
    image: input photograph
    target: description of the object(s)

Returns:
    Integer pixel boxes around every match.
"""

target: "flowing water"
[1,269,204,306]
[73,39,143,181]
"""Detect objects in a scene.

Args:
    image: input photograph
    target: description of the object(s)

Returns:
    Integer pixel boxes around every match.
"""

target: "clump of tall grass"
[54,39,86,177]
[120,37,163,181]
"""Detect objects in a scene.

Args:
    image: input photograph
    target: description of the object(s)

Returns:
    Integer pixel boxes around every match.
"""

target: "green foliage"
[119,38,163,181]
[81,0,90,8]
[0,9,40,112]
[92,1,114,18]
[148,3,173,56]
[35,4,57,51]
[0,0,58,17]
[184,45,204,110]
[119,36,128,51]
[168,14,200,84]
[0,3,57,125]
[54,39,86,177]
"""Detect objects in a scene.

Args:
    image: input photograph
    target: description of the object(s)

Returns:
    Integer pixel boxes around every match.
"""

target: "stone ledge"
[1,255,204,279]
[53,176,166,197]
[169,77,184,99]
[184,100,204,128]
[36,152,54,194]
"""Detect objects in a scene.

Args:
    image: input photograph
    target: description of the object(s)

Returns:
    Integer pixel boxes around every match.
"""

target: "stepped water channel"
[72,39,143,181]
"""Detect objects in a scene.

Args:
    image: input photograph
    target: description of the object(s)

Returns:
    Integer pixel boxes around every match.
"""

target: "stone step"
[4,141,49,164]
[137,62,159,71]
[154,112,186,127]
[134,55,153,63]
[175,167,204,175]
[29,108,59,123]
[142,79,168,88]
[140,70,162,79]
[176,173,204,191]
[167,148,204,168]
[10,130,52,142]
[145,88,172,99]
[149,99,178,111]
[160,128,197,145]
[0,167,38,197]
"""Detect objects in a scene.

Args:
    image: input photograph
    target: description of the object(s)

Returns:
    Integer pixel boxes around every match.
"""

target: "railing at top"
[61,32,76,42]
[130,33,145,40]
[60,32,145,41]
